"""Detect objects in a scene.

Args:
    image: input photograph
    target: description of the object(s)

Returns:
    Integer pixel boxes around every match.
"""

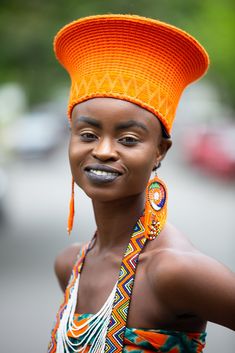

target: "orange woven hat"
[54,14,209,136]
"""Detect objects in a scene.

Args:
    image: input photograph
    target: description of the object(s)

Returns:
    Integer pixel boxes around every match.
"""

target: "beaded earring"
[144,168,167,240]
[67,177,75,235]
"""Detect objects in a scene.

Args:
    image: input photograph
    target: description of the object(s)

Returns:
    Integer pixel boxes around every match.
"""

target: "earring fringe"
[67,177,75,235]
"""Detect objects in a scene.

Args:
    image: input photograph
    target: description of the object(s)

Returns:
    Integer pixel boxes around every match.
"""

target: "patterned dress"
[48,216,206,353]
[67,313,206,353]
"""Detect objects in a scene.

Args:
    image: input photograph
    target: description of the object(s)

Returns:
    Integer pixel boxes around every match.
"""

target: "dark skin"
[55,97,235,332]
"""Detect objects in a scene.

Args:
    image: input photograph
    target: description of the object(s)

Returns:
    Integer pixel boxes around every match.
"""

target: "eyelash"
[118,136,139,145]
[80,132,97,141]
[80,133,139,146]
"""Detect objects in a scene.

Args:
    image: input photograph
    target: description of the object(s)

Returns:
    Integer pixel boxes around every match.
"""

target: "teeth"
[90,169,118,176]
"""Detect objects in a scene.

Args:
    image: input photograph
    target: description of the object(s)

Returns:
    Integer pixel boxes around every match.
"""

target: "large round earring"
[144,169,167,240]
[67,177,75,235]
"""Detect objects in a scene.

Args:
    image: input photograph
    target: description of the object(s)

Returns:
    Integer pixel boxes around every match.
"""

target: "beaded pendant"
[145,177,167,240]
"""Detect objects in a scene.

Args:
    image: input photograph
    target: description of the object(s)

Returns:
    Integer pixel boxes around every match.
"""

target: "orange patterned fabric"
[54,14,209,135]
[47,216,207,353]
[104,216,147,351]
[67,314,206,353]
[47,216,148,353]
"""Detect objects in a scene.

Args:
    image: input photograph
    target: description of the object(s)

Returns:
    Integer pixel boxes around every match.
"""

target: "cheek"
[68,138,77,170]
[124,149,156,186]
[128,143,157,169]
[68,142,87,189]
[68,137,86,171]
[68,139,77,164]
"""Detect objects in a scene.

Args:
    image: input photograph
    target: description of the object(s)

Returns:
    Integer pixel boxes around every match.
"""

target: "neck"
[92,192,145,252]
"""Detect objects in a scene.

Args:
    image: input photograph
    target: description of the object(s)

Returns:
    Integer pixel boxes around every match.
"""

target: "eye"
[80,132,98,141]
[119,136,139,146]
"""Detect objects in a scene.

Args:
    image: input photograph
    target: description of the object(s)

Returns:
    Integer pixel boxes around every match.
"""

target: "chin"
[84,188,123,203]
[85,187,143,205]
[76,176,122,202]
[76,175,145,203]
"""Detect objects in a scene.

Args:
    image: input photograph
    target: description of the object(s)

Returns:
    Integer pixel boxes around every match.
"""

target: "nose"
[92,137,118,161]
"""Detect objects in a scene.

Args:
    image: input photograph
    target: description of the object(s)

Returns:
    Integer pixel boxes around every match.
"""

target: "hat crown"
[54,14,209,135]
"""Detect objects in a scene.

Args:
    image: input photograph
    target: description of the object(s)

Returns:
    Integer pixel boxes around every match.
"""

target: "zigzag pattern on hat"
[55,15,209,136]
[68,73,175,132]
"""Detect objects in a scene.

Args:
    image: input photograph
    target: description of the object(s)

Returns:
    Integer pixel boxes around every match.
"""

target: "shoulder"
[147,224,201,295]
[149,223,234,295]
[147,224,235,328]
[54,242,83,292]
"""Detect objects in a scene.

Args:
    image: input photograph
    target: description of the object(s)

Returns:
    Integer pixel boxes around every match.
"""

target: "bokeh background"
[0,1,235,352]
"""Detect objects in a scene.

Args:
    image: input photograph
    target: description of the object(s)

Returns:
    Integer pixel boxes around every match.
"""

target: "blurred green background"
[0,0,235,107]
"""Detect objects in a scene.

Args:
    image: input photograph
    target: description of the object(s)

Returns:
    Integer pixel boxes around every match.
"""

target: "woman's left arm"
[175,254,235,330]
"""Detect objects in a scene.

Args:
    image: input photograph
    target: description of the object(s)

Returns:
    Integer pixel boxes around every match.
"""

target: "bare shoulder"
[54,242,83,292]
[147,223,201,289]
[150,223,234,290]
[148,223,235,329]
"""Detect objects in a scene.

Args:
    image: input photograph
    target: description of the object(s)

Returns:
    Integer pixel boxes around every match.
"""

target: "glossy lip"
[84,170,121,185]
[84,164,123,175]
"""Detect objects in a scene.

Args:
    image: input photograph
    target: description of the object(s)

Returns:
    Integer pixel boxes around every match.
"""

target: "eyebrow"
[75,116,149,133]
[115,120,148,132]
[75,116,101,128]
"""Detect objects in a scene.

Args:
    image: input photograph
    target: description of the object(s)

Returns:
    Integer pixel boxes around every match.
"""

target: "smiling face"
[69,98,171,202]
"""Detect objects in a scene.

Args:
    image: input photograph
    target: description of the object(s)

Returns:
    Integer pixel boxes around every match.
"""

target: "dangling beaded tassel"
[67,177,75,235]
[144,170,168,240]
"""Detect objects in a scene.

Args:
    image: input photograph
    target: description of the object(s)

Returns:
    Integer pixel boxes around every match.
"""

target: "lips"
[84,164,122,184]
[84,164,122,174]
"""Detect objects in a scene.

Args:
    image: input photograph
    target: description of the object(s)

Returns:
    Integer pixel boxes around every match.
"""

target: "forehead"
[71,97,162,132]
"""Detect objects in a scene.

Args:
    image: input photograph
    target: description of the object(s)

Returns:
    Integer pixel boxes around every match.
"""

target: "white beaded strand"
[56,271,117,353]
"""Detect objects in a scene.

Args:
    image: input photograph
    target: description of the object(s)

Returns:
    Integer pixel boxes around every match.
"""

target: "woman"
[48,15,235,353]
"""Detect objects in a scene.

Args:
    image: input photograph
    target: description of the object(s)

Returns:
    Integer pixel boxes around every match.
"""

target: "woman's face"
[69,98,171,202]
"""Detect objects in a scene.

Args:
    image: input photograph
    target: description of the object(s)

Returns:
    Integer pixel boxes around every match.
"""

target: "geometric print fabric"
[48,215,147,353]
[104,215,147,352]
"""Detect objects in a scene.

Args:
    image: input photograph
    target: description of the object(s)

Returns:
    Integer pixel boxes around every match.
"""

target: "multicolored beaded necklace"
[48,214,147,353]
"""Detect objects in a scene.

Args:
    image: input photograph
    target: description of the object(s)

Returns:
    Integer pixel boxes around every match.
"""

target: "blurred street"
[1,1,235,352]
[0,132,235,353]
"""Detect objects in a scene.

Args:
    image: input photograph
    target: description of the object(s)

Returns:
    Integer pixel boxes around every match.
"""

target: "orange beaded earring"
[144,167,167,240]
[67,177,75,235]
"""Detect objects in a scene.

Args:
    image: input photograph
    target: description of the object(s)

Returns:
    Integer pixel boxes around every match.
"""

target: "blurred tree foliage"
[0,0,234,108]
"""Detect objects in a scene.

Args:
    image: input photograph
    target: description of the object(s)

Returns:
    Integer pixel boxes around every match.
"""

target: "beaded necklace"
[48,214,147,353]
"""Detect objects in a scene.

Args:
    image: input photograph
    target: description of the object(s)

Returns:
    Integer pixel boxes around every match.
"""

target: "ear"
[155,138,172,166]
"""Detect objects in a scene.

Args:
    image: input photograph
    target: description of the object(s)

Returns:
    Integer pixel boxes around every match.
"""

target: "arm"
[54,243,82,292]
[184,254,235,330]
[157,251,235,331]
